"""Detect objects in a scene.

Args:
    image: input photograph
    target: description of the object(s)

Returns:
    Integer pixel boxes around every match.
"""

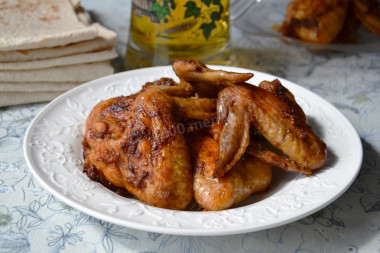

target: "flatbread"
[0,91,63,107]
[0,82,81,92]
[0,0,98,51]
[0,49,117,70]
[0,61,114,82]
[0,23,117,62]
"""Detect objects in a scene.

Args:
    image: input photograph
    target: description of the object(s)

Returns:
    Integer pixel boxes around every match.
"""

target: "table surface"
[1,1,380,252]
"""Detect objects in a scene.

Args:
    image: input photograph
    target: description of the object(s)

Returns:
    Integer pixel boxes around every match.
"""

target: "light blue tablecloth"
[1,1,380,252]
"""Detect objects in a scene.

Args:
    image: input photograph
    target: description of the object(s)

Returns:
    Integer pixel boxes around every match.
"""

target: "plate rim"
[23,65,363,236]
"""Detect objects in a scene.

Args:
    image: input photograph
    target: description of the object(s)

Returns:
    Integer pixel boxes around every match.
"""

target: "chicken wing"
[83,95,136,196]
[84,87,218,210]
[280,0,349,44]
[189,134,272,211]
[352,0,380,36]
[173,59,253,97]
[214,83,326,178]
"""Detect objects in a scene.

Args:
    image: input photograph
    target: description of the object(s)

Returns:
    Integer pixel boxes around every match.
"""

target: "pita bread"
[0,24,117,62]
[0,82,81,92]
[0,0,98,51]
[0,49,117,70]
[0,61,114,82]
[0,91,63,107]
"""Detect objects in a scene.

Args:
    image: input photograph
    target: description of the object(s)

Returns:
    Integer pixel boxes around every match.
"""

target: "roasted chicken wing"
[280,0,380,44]
[189,134,272,211]
[83,95,136,197]
[173,59,253,98]
[280,0,349,44]
[214,83,326,178]
[83,81,218,210]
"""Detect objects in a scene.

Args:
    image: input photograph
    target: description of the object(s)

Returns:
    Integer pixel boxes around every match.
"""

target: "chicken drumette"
[83,88,196,210]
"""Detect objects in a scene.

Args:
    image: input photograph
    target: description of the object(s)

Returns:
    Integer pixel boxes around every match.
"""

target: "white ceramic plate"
[233,0,380,53]
[23,66,362,236]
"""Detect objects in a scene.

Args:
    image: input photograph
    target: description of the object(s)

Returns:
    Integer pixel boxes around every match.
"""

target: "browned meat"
[189,134,272,211]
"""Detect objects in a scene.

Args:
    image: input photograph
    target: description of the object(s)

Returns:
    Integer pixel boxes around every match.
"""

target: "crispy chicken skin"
[259,79,306,121]
[83,96,136,194]
[83,88,194,210]
[280,0,349,44]
[214,83,326,178]
[189,134,272,211]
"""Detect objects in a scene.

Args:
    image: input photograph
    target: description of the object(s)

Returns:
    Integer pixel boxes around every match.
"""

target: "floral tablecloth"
[1,1,380,252]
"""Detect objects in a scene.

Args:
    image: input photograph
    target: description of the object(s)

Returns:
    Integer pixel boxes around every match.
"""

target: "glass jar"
[125,0,230,69]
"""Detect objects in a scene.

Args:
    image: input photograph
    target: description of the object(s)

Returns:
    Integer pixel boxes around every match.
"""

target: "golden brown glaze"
[189,134,272,211]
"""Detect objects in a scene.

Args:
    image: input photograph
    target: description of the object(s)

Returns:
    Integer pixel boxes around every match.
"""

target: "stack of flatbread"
[0,0,118,107]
